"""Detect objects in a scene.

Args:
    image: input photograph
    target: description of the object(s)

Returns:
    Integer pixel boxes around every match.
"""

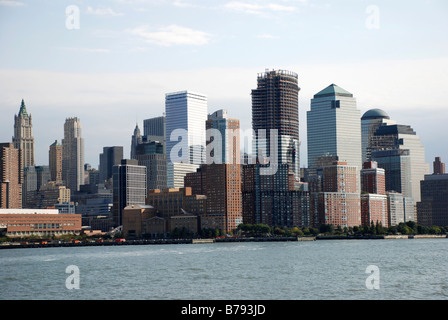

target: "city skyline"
[1,0,447,169]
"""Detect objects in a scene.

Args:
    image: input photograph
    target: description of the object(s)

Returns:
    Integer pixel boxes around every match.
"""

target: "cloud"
[0,0,24,6]
[256,33,278,39]
[86,6,124,16]
[224,1,297,16]
[127,24,213,47]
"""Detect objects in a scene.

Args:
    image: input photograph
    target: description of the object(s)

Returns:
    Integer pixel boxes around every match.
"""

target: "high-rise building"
[0,143,22,208]
[185,163,242,233]
[206,109,240,165]
[112,159,147,226]
[13,99,35,170]
[433,157,445,175]
[307,84,362,170]
[251,70,300,178]
[165,91,207,187]
[361,108,396,163]
[313,161,361,228]
[360,161,388,227]
[130,124,143,159]
[99,146,123,184]
[134,140,167,191]
[387,192,415,226]
[241,163,309,228]
[49,140,63,183]
[417,173,448,226]
[144,115,166,155]
[22,166,51,208]
[62,117,85,192]
[369,124,430,203]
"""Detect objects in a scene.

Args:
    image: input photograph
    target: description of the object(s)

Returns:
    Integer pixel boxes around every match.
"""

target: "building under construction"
[251,69,300,178]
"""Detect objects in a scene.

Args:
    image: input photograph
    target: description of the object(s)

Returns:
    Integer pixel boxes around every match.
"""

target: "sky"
[0,0,447,170]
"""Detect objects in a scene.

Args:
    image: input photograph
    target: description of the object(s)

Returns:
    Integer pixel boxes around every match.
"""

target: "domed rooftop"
[361,108,390,120]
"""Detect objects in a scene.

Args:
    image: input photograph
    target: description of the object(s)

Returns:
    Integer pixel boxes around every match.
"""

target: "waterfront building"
[360,161,388,227]
[251,70,300,178]
[387,192,415,226]
[62,117,85,192]
[13,99,35,170]
[165,91,207,187]
[307,84,362,171]
[0,208,82,238]
[417,173,448,227]
[184,163,242,233]
[122,204,159,238]
[312,161,361,228]
[49,140,63,183]
[112,159,147,227]
[99,146,123,184]
[361,109,396,163]
[241,163,309,228]
[0,143,22,209]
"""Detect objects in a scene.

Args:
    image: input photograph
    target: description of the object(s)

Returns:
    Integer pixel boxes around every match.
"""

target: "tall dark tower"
[251,69,300,178]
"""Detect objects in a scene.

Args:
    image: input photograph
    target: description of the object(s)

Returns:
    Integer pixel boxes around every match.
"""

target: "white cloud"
[0,0,24,6]
[224,1,296,16]
[127,24,213,47]
[256,33,278,39]
[86,6,124,16]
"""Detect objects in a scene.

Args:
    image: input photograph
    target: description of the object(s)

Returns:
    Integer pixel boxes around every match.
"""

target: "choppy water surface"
[1,239,447,300]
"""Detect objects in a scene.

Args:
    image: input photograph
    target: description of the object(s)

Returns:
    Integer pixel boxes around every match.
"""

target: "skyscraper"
[206,109,240,165]
[433,157,445,175]
[165,91,207,188]
[49,140,62,183]
[417,173,448,227]
[112,159,147,227]
[369,124,430,203]
[130,123,143,160]
[360,161,388,227]
[307,84,362,170]
[251,69,300,178]
[361,108,396,163]
[0,143,22,208]
[13,99,35,170]
[62,117,85,192]
[99,146,123,183]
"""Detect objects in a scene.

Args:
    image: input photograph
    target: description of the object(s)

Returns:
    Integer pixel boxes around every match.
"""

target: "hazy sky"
[1,0,447,169]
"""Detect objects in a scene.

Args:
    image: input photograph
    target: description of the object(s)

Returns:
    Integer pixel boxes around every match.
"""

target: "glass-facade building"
[165,91,207,188]
[307,84,362,171]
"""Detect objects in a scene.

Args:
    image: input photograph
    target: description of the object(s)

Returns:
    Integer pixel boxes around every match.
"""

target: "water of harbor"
[1,239,447,300]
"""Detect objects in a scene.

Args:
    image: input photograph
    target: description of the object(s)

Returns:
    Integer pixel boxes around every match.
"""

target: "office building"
[99,146,123,184]
[49,140,63,183]
[130,124,143,159]
[165,91,207,187]
[361,108,396,163]
[387,192,415,226]
[134,140,167,190]
[417,173,448,227]
[307,84,362,170]
[13,99,35,170]
[62,117,85,192]
[206,109,240,165]
[0,143,22,208]
[22,166,51,208]
[112,159,147,226]
[433,157,445,175]
[251,70,300,178]
[369,124,429,203]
